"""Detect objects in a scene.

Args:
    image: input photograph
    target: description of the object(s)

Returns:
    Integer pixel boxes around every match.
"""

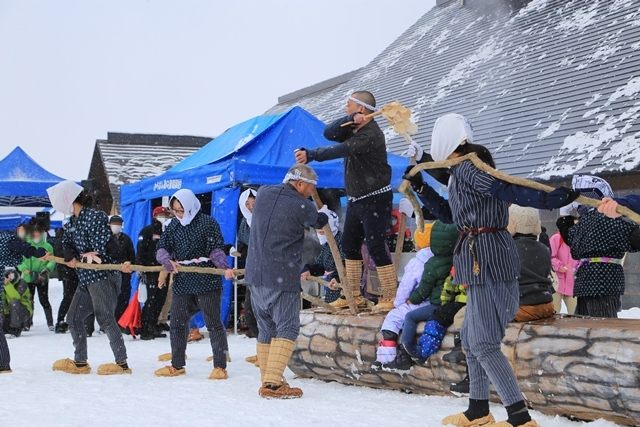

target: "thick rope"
[46,255,245,276]
[399,153,640,232]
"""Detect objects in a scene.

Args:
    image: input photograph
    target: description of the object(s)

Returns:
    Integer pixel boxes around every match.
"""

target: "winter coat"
[236,218,251,269]
[394,248,433,307]
[440,273,467,305]
[513,234,553,306]
[17,238,55,284]
[136,220,163,266]
[157,211,226,295]
[3,282,33,316]
[549,232,578,296]
[0,231,24,273]
[307,117,391,198]
[0,231,46,273]
[246,184,328,292]
[106,232,135,264]
[566,209,639,297]
[409,221,458,305]
[61,208,113,287]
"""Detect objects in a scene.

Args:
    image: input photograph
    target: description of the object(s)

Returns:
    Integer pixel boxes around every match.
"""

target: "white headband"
[283,169,318,185]
[349,96,378,112]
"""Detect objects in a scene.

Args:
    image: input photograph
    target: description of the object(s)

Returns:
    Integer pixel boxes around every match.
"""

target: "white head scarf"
[571,175,614,216]
[239,188,257,227]
[171,189,201,226]
[318,205,339,235]
[431,113,474,161]
[47,180,83,215]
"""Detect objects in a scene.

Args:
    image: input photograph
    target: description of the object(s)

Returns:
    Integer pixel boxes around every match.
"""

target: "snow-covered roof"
[91,132,212,212]
[268,0,640,180]
[96,132,212,186]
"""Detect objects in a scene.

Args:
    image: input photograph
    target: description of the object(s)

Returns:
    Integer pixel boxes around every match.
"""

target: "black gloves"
[545,187,580,209]
[403,166,425,194]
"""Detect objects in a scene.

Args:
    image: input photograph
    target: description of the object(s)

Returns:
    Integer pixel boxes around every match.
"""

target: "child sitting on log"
[373,224,434,367]
[557,175,640,318]
[380,220,458,370]
[507,205,555,322]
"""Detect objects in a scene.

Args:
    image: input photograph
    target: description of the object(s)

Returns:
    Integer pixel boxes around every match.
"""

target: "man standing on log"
[245,164,328,399]
[295,91,396,313]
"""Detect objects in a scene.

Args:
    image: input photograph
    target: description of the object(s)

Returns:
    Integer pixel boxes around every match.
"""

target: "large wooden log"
[290,311,640,426]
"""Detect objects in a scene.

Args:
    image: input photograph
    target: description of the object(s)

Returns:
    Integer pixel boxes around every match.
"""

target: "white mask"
[111,225,122,234]
[17,232,26,240]
[32,237,42,244]
[317,233,328,246]
[156,216,168,225]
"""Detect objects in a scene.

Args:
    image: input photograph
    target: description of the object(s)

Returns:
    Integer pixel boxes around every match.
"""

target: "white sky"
[0,0,435,180]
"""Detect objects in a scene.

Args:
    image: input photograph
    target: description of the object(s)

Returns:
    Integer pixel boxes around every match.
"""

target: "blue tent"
[0,147,65,206]
[120,106,439,326]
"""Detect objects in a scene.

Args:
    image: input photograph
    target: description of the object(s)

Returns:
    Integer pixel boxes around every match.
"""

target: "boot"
[371,264,397,314]
[257,342,270,383]
[450,372,470,394]
[97,362,132,375]
[54,322,68,334]
[260,338,302,399]
[443,332,466,364]
[208,367,228,380]
[157,322,170,332]
[441,413,495,426]
[188,328,204,342]
[154,365,186,377]
[245,355,259,366]
[381,344,414,371]
[52,358,91,374]
[0,367,11,374]
[329,260,367,309]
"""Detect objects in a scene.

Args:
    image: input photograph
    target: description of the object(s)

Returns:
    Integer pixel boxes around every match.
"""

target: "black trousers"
[341,191,393,265]
[243,285,258,338]
[29,279,53,327]
[57,275,79,323]
[141,273,168,333]
[170,289,228,369]
[114,273,131,321]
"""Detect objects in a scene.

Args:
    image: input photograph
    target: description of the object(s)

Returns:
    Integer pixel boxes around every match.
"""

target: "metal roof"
[267,0,640,180]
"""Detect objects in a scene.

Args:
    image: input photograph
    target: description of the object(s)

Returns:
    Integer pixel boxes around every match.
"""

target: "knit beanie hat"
[507,205,541,236]
[414,222,434,249]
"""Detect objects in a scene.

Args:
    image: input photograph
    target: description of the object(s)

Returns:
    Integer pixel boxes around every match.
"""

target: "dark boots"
[443,332,466,363]
[450,369,470,394]
[381,344,414,371]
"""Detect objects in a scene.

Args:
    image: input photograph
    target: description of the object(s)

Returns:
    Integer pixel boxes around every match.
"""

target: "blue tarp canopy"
[120,106,442,326]
[122,106,413,206]
[0,147,65,206]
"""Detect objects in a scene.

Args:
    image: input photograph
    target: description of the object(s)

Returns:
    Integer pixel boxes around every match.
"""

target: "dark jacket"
[306,117,391,198]
[513,234,553,306]
[136,220,163,266]
[409,221,458,305]
[246,184,328,292]
[52,232,76,282]
[565,209,639,297]
[61,208,111,287]
[106,232,135,264]
[157,211,226,295]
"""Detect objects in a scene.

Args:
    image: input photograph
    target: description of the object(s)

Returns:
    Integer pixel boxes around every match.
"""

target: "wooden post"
[311,190,358,315]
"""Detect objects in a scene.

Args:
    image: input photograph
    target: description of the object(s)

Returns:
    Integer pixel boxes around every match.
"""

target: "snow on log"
[290,311,640,426]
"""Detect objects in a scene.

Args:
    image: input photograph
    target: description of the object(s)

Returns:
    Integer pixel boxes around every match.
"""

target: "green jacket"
[17,238,55,284]
[3,283,33,316]
[409,221,458,305]
[440,274,467,304]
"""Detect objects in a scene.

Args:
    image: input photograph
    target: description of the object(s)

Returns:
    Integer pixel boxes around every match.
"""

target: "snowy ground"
[2,280,624,427]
